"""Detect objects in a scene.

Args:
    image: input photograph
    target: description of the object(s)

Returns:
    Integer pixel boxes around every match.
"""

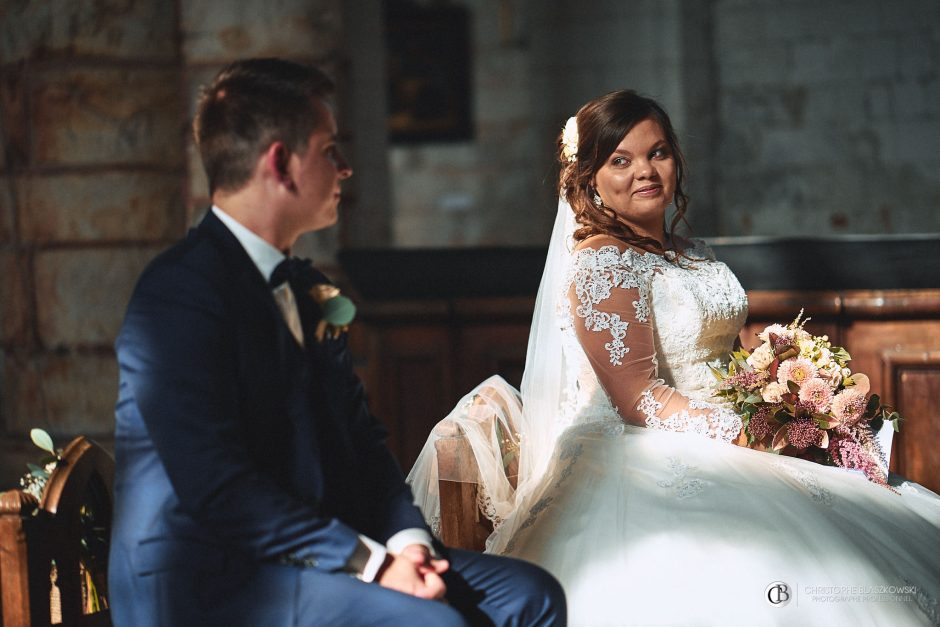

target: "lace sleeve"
[569,239,742,444]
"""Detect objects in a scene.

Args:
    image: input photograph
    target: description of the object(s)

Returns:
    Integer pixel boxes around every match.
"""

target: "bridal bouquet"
[710,311,901,487]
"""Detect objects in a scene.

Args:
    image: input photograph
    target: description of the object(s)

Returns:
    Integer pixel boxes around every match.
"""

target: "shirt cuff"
[386,528,437,557]
[349,535,387,583]
[347,528,438,583]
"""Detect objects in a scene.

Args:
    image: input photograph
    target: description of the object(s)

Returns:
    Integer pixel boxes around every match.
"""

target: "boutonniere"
[308,284,356,342]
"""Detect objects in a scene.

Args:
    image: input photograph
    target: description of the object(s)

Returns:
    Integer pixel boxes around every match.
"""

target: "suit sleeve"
[319,329,431,543]
[116,260,361,571]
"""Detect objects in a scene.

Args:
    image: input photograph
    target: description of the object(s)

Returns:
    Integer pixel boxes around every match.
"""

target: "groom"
[108,58,565,626]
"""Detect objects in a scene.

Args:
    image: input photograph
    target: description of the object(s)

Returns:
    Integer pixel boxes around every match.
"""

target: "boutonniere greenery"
[308,284,356,342]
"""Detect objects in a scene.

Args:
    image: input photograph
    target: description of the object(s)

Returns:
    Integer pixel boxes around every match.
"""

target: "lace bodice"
[559,237,749,441]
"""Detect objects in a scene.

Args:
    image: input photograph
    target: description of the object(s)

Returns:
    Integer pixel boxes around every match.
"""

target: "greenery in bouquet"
[710,311,901,488]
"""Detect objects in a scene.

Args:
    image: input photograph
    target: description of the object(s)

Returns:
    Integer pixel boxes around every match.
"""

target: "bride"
[407,90,940,626]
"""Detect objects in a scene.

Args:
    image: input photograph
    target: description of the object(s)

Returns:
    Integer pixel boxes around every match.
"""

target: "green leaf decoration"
[743,394,763,404]
[830,346,851,363]
[30,428,55,455]
[786,380,800,395]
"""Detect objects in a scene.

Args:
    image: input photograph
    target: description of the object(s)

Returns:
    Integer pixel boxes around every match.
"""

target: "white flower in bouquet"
[761,381,788,403]
[758,323,789,343]
[746,343,775,370]
[798,337,816,358]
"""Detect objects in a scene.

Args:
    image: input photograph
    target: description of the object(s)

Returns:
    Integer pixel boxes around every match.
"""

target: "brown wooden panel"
[842,289,940,318]
[455,323,530,393]
[746,291,841,318]
[354,324,453,469]
[843,321,940,405]
[881,351,940,492]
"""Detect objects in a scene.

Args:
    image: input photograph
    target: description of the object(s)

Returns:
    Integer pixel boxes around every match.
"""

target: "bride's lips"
[633,184,663,197]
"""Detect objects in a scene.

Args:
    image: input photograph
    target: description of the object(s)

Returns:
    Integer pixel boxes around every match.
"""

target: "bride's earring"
[593,190,603,206]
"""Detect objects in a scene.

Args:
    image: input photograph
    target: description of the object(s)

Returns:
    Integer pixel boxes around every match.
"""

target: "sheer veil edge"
[406,199,577,551]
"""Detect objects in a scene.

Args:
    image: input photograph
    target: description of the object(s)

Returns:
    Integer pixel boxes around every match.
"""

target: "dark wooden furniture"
[0,437,114,627]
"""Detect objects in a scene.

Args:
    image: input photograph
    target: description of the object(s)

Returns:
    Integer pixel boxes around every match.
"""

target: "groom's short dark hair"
[193,57,335,195]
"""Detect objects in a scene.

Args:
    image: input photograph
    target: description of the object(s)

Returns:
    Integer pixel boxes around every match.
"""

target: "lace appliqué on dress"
[772,461,833,507]
[638,390,742,444]
[570,246,659,366]
[477,484,505,530]
[657,457,707,499]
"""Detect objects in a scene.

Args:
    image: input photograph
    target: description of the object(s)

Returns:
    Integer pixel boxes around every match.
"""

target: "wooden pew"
[0,436,114,627]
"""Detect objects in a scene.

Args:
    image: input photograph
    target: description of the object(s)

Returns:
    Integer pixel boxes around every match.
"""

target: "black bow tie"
[269,257,329,291]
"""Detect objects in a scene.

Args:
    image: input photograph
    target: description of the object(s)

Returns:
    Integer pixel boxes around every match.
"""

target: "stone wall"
[388,0,940,245]
[715,0,940,235]
[0,1,184,484]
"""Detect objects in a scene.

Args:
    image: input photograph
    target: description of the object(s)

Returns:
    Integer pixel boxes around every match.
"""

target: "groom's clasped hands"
[377,544,450,601]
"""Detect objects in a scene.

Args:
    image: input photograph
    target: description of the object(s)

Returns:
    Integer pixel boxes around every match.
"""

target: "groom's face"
[287,100,353,233]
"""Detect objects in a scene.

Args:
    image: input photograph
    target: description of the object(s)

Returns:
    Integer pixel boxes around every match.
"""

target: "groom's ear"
[264,142,296,191]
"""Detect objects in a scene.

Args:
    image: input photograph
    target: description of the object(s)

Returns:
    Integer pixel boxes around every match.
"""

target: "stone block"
[878,0,940,30]
[878,120,940,175]
[32,67,184,167]
[864,84,894,121]
[717,41,790,87]
[898,31,936,81]
[792,36,898,83]
[893,80,931,120]
[181,0,341,63]
[0,0,177,63]
[35,247,162,348]
[0,250,31,345]
[18,172,184,244]
[2,349,117,436]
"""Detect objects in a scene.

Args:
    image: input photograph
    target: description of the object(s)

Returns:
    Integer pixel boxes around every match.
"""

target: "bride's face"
[593,118,676,236]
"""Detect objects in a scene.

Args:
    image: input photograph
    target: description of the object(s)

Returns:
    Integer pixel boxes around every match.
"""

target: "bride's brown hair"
[559,90,690,256]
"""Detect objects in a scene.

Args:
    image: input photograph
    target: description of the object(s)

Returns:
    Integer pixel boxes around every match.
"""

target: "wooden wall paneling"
[841,320,940,404]
[452,297,534,394]
[880,351,940,492]
[353,315,454,470]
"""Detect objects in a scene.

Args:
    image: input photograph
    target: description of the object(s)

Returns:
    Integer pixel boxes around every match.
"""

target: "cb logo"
[765,581,792,607]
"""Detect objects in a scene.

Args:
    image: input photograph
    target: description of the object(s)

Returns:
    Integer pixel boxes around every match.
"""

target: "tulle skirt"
[489,420,940,626]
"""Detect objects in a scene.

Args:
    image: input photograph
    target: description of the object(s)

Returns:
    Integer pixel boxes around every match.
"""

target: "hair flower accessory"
[561,116,579,163]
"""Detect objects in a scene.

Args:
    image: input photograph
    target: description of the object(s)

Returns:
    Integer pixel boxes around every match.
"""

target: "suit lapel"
[197,210,308,356]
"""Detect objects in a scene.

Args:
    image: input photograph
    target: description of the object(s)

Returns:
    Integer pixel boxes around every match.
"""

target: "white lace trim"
[638,390,742,443]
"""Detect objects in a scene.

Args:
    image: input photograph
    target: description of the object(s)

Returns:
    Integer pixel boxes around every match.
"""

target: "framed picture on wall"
[385,2,473,143]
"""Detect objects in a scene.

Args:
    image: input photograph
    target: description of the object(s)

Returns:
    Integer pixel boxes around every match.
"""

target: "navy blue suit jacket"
[109,211,428,624]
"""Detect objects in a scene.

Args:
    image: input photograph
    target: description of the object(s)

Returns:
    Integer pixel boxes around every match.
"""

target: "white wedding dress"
[407,203,940,626]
